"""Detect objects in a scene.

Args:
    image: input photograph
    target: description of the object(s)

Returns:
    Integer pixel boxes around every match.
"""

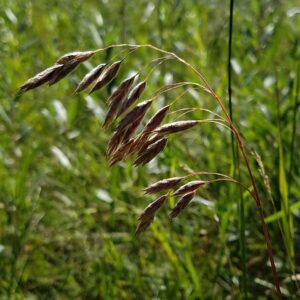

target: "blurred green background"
[0,0,299,299]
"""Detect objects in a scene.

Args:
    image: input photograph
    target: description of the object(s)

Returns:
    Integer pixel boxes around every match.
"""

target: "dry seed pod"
[107,74,137,104]
[75,63,106,93]
[117,99,152,132]
[136,194,167,235]
[132,105,169,154]
[136,216,154,235]
[173,180,207,196]
[109,139,134,166]
[90,61,122,93]
[144,177,183,194]
[121,118,141,143]
[19,64,63,92]
[118,81,146,116]
[103,97,123,129]
[134,138,167,166]
[107,131,124,156]
[48,59,80,85]
[170,191,196,218]
[103,75,138,128]
[107,114,146,157]
[136,134,162,156]
[56,50,95,64]
[155,120,198,135]
[141,105,170,135]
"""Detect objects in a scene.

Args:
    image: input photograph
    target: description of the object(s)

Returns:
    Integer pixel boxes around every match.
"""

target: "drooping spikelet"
[48,59,80,85]
[90,61,122,93]
[154,120,198,135]
[118,81,146,116]
[116,99,153,132]
[170,191,196,218]
[75,63,107,93]
[107,74,137,104]
[134,138,167,166]
[136,194,167,235]
[103,75,137,128]
[56,50,95,64]
[19,64,63,92]
[173,180,207,196]
[143,177,183,194]
[140,105,170,135]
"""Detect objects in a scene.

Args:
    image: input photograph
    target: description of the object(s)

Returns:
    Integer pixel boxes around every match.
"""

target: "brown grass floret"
[136,194,167,235]
[173,180,207,196]
[118,81,146,116]
[134,138,167,166]
[19,64,63,92]
[144,177,183,194]
[155,120,198,135]
[56,50,95,64]
[90,60,122,93]
[170,191,196,218]
[75,63,107,93]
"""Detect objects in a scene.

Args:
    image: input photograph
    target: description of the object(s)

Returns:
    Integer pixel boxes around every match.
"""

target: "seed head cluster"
[19,49,203,235]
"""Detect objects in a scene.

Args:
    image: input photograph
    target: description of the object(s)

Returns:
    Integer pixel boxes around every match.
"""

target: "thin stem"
[289,62,299,177]
[171,107,228,124]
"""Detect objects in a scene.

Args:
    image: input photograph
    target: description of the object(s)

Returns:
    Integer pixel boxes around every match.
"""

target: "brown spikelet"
[135,134,163,156]
[155,120,198,135]
[103,75,138,128]
[103,98,123,129]
[141,105,170,135]
[107,131,124,156]
[134,138,167,166]
[106,99,153,156]
[136,194,167,235]
[122,118,142,142]
[109,139,134,166]
[107,74,137,104]
[118,81,146,116]
[173,180,207,196]
[56,50,95,64]
[144,177,183,194]
[90,61,122,93]
[48,59,79,85]
[170,191,195,218]
[75,63,107,93]
[19,64,63,92]
[117,99,152,132]
[131,105,170,155]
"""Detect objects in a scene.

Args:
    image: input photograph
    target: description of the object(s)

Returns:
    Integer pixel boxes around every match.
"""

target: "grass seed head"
[173,180,207,196]
[107,74,137,105]
[170,191,196,218]
[117,99,152,132]
[155,120,198,135]
[141,105,170,135]
[134,137,167,166]
[48,59,80,85]
[19,64,63,92]
[75,63,106,93]
[56,50,95,64]
[90,60,122,93]
[136,194,167,235]
[144,177,183,194]
[118,81,146,116]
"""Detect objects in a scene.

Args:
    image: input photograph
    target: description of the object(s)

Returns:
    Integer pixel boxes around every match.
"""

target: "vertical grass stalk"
[228,1,248,297]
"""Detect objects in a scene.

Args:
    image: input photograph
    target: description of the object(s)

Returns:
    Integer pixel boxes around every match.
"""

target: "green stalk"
[228,0,248,297]
[289,62,299,177]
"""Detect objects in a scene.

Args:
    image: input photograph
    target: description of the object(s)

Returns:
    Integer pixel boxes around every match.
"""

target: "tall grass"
[18,43,283,297]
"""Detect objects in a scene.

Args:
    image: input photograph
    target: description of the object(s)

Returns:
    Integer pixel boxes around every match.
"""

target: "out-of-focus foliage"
[0,0,299,299]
